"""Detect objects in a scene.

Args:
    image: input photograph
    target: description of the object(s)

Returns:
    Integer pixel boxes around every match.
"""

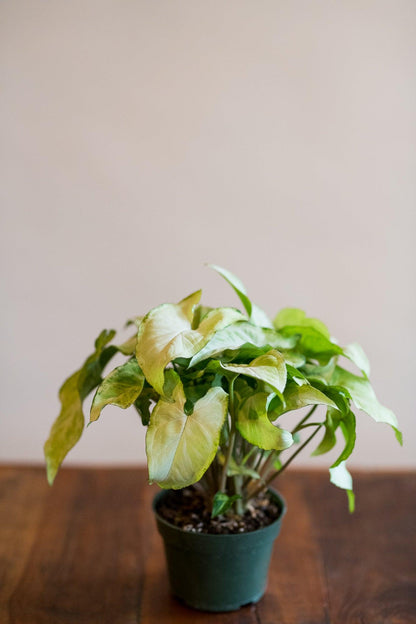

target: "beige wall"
[1,1,415,470]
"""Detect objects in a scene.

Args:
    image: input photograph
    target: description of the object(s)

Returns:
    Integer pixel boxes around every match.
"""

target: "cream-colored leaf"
[221,349,287,393]
[236,393,293,451]
[136,291,202,394]
[136,290,243,394]
[146,382,228,489]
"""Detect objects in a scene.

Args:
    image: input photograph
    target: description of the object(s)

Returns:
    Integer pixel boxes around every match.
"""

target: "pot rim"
[152,486,287,540]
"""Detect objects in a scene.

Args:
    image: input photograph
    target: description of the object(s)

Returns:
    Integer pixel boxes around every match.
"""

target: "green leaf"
[329,461,355,512]
[332,410,356,467]
[133,385,158,426]
[220,349,287,393]
[310,381,351,415]
[136,290,243,394]
[332,366,402,443]
[236,393,293,451]
[221,343,274,363]
[342,343,370,377]
[90,358,145,423]
[283,383,338,413]
[211,492,242,518]
[209,264,274,328]
[286,365,308,385]
[189,321,296,368]
[280,325,343,363]
[209,264,252,317]
[279,350,306,368]
[44,329,116,485]
[312,408,339,456]
[145,376,228,489]
[274,308,330,338]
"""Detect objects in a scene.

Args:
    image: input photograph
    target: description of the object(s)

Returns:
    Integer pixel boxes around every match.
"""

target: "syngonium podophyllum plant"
[45,266,402,516]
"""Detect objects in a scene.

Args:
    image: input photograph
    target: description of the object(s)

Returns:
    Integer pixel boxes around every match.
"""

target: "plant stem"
[292,405,318,434]
[219,376,237,493]
[247,424,323,501]
[234,475,244,515]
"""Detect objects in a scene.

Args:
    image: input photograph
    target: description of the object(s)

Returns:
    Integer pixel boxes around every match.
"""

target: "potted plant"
[45,265,402,612]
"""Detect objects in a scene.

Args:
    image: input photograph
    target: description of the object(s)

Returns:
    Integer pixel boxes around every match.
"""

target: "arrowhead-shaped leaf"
[209,264,252,316]
[136,290,243,394]
[90,358,145,423]
[209,264,274,328]
[44,329,116,485]
[146,375,228,488]
[332,366,402,443]
[211,492,242,517]
[236,393,293,451]
[220,349,287,393]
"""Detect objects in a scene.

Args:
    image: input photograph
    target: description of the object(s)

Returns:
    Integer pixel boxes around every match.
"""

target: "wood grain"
[0,466,414,624]
[305,471,416,624]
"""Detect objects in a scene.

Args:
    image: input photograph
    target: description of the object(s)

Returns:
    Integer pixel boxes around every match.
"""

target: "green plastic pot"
[152,488,286,612]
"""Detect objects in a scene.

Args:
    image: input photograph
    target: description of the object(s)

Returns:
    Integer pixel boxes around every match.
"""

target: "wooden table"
[0,466,415,623]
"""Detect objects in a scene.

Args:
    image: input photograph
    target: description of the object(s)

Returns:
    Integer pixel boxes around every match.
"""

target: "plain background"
[1,1,415,472]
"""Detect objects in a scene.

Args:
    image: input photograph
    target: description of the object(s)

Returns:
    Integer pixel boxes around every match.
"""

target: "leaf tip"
[347,489,355,513]
[45,459,57,486]
[395,428,403,446]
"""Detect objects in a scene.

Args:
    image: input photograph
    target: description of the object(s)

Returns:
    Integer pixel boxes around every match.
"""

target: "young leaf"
[90,358,145,423]
[44,329,116,485]
[209,264,274,328]
[211,492,242,518]
[136,290,243,394]
[332,366,402,443]
[209,264,252,316]
[274,308,330,338]
[146,376,228,489]
[236,393,293,451]
[220,349,287,394]
[329,461,355,512]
